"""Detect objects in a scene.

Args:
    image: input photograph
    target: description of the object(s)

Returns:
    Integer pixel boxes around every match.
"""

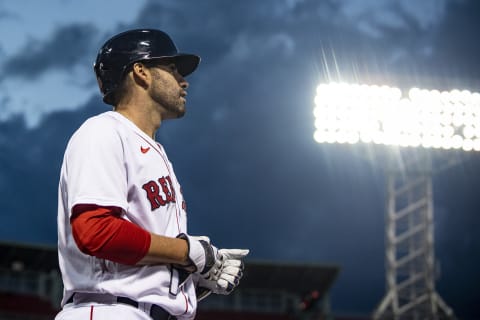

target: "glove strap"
[199,240,215,275]
[177,233,216,274]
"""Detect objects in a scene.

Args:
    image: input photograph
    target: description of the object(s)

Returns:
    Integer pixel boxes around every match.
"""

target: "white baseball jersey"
[57,111,197,319]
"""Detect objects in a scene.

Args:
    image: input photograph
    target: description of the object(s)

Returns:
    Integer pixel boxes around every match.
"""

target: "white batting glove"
[176,233,219,275]
[206,249,249,281]
[195,248,249,298]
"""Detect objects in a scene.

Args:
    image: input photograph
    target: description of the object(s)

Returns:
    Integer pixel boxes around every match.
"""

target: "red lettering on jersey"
[142,180,166,210]
[179,187,186,211]
[142,176,177,211]
[166,176,176,201]
[159,177,174,203]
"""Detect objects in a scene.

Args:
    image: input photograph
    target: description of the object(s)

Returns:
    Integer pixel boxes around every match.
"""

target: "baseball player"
[55,29,249,320]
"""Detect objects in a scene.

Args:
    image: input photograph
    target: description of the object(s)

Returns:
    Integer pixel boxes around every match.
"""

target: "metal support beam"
[373,150,456,320]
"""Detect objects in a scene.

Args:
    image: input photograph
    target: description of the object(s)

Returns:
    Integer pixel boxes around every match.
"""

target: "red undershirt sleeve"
[70,204,151,265]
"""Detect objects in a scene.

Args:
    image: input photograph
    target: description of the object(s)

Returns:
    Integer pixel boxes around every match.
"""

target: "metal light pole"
[373,149,455,319]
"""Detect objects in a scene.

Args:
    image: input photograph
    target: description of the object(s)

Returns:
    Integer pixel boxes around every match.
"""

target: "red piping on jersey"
[90,305,94,320]
[135,134,182,234]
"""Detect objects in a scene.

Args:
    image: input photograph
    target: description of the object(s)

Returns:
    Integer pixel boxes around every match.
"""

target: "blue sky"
[0,0,479,318]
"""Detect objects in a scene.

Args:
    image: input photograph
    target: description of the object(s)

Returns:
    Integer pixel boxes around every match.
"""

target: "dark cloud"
[426,1,480,82]
[1,23,98,80]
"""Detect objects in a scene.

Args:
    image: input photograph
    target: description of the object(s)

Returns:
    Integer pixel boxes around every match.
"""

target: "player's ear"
[131,62,150,89]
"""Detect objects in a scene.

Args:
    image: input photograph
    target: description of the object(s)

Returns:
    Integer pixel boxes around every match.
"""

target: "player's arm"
[71,204,249,294]
[70,204,189,266]
[137,233,189,265]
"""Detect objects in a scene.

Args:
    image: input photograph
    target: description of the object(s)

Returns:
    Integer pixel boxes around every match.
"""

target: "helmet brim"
[149,53,200,77]
[174,54,201,77]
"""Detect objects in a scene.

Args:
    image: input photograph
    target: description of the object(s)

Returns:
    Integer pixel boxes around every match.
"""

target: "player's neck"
[115,105,161,140]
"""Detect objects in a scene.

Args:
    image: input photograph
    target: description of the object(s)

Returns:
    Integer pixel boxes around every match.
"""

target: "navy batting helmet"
[94,29,200,105]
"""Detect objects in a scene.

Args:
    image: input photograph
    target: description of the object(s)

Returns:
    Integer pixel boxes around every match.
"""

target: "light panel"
[313,82,480,151]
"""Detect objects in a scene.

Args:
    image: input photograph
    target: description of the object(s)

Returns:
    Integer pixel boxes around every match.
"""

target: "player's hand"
[194,248,249,299]
[176,233,219,275]
[205,249,248,281]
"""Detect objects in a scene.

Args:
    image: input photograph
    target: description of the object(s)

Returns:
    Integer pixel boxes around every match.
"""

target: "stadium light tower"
[313,82,480,319]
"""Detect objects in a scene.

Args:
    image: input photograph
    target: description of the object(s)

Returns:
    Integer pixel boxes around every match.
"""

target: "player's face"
[148,62,189,119]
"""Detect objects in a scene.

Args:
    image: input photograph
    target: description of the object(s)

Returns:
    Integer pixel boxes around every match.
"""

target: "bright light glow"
[313,82,480,151]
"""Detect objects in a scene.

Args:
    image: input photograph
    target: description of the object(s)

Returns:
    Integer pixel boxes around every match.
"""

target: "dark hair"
[110,71,132,107]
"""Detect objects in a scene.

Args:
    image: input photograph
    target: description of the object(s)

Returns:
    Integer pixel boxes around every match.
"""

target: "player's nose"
[175,72,189,89]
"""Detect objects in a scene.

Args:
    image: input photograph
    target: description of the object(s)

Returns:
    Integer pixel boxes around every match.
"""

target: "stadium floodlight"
[313,82,480,152]
[313,82,463,319]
